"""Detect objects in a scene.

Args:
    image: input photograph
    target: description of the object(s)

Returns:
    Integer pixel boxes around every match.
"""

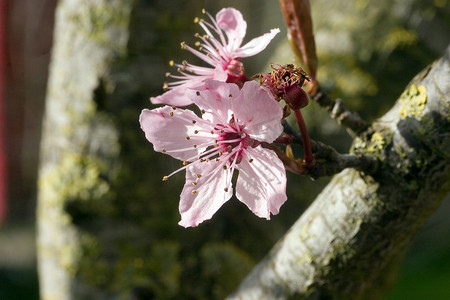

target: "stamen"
[169,60,174,66]
[169,112,174,116]
[165,72,171,77]
[180,42,187,49]
[191,190,197,195]
[194,17,200,23]
[249,159,254,163]
[162,176,168,181]
[194,130,199,134]
[162,149,167,153]
[186,136,190,140]
[223,165,227,170]
[224,187,228,192]
[183,161,188,166]
[197,174,201,178]
[192,181,197,185]
[195,41,201,47]
[196,91,201,96]
[163,82,169,91]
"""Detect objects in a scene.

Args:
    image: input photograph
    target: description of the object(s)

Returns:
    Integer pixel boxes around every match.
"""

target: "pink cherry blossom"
[150,7,280,106]
[140,80,287,227]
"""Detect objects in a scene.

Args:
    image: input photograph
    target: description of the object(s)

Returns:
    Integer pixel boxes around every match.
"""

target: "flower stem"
[294,109,314,166]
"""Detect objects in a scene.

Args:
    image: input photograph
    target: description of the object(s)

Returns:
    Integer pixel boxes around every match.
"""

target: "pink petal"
[233,28,280,58]
[186,80,240,124]
[232,81,283,142]
[235,146,287,219]
[150,85,193,106]
[178,161,233,227]
[139,107,205,161]
[216,8,247,52]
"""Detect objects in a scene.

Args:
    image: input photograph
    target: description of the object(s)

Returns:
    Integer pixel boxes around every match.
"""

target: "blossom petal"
[139,107,209,161]
[186,80,240,124]
[150,85,194,106]
[232,81,283,142]
[233,28,280,58]
[179,161,233,227]
[235,146,287,219]
[216,8,247,53]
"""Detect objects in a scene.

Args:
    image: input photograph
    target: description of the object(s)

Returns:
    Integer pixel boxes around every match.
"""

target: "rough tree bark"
[228,47,450,299]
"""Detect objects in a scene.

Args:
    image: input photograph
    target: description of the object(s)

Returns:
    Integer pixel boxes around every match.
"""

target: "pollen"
[194,17,200,23]
[223,165,227,170]
[196,91,201,96]
[169,60,174,66]
[196,174,202,178]
[249,159,254,163]
[224,187,229,192]
[165,72,171,77]
[191,190,197,195]
[210,130,214,134]
[162,176,168,181]
[194,130,199,134]
[202,8,206,14]
[180,42,187,49]
[192,181,197,186]
[183,161,188,166]
[195,41,201,47]
[171,106,176,110]
[163,82,169,91]
[201,109,206,114]
[186,136,190,140]
[193,144,197,148]
[169,112,174,116]
[192,120,197,124]
[162,149,167,153]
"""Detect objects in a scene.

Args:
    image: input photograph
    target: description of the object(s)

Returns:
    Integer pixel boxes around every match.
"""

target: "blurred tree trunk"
[228,47,450,299]
[37,0,134,298]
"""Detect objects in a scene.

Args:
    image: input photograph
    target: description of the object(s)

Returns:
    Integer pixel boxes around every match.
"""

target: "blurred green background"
[1,0,449,299]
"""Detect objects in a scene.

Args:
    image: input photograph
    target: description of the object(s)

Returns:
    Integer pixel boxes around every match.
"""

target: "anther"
[193,144,197,148]
[183,161,188,166]
[180,42,186,49]
[201,109,206,114]
[196,91,201,96]
[249,159,254,163]
[227,145,232,153]
[169,112,174,116]
[229,94,232,97]
[169,60,174,66]
[165,72,171,77]
[163,82,169,91]
[210,130,214,134]
[171,106,176,110]
[186,137,190,140]
[197,174,201,178]
[192,120,197,124]
[195,41,201,47]
[223,165,227,170]
[162,149,167,153]
[194,17,199,23]
[194,130,199,134]
[191,190,197,195]
[202,8,206,14]
[162,176,168,181]
[192,181,197,186]
[224,187,229,192]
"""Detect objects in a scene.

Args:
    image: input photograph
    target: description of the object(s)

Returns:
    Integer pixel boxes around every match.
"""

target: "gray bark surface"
[228,47,450,299]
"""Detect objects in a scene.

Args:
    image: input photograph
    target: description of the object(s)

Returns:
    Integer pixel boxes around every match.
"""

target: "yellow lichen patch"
[399,84,427,118]
[367,132,385,153]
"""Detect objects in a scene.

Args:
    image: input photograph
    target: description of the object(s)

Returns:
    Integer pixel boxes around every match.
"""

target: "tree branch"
[310,88,369,135]
[281,120,378,178]
[228,46,450,300]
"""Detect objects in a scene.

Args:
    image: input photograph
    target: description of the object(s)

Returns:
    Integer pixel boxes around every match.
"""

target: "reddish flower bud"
[255,63,310,108]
